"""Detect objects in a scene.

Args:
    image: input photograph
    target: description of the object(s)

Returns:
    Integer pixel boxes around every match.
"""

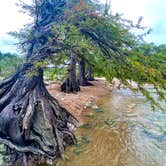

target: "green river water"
[55,88,166,166]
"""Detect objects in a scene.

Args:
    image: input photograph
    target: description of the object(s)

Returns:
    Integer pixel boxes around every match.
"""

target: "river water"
[55,88,166,166]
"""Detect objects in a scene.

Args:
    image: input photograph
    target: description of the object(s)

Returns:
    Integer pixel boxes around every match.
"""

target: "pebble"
[128,103,136,109]
[92,105,98,109]
[84,101,93,108]
[67,123,76,131]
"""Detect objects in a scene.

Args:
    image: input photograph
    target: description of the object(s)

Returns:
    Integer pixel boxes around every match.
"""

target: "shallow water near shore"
[55,88,166,166]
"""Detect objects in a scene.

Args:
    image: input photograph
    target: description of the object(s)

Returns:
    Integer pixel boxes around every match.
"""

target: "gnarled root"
[0,66,78,165]
[78,78,94,86]
[61,77,80,93]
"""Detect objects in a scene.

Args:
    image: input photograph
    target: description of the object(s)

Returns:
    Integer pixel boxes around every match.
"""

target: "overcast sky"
[0,0,166,53]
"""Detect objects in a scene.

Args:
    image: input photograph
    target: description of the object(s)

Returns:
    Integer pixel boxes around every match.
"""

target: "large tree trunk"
[61,53,80,93]
[0,1,78,165]
[78,57,93,86]
[0,63,77,165]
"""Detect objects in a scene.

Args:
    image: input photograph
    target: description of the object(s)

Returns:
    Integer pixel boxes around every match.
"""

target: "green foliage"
[51,0,166,110]
[44,66,67,81]
[0,52,23,80]
[13,0,166,111]
[94,42,166,110]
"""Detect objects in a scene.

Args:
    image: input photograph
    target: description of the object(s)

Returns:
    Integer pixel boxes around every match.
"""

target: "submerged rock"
[127,103,136,109]
[84,101,98,110]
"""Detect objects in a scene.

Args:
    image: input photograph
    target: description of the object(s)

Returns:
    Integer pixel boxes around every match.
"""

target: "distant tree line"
[0,52,23,80]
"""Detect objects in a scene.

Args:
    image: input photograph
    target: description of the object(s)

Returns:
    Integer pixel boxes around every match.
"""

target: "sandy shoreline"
[47,78,114,123]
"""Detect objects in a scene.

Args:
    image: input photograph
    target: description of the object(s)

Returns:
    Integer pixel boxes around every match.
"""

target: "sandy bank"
[46,78,114,123]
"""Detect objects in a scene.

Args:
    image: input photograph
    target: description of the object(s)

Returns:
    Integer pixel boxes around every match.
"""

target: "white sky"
[111,0,166,44]
[0,0,166,53]
[0,0,31,35]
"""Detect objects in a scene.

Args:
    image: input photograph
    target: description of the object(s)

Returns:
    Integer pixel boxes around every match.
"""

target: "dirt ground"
[46,78,115,123]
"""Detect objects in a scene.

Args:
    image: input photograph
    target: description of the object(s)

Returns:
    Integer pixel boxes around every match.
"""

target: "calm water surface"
[55,88,166,166]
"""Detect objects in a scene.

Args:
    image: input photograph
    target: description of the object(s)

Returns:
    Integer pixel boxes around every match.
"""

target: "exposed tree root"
[0,66,78,165]
[78,79,94,86]
[87,77,95,81]
[61,77,80,93]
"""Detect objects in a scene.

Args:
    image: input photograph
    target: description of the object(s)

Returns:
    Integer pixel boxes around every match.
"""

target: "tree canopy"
[10,0,166,109]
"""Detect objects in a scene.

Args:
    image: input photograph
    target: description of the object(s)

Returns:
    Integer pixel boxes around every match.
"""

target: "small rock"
[128,103,136,109]
[67,123,76,131]
[83,106,87,109]
[46,159,53,166]
[92,105,98,109]
[84,101,93,108]
[56,93,64,97]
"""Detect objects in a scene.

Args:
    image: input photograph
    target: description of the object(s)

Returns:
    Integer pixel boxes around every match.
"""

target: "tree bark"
[86,67,95,81]
[61,53,80,93]
[78,57,93,86]
[0,63,77,164]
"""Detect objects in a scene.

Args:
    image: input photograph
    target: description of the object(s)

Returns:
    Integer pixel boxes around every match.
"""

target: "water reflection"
[56,88,166,166]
